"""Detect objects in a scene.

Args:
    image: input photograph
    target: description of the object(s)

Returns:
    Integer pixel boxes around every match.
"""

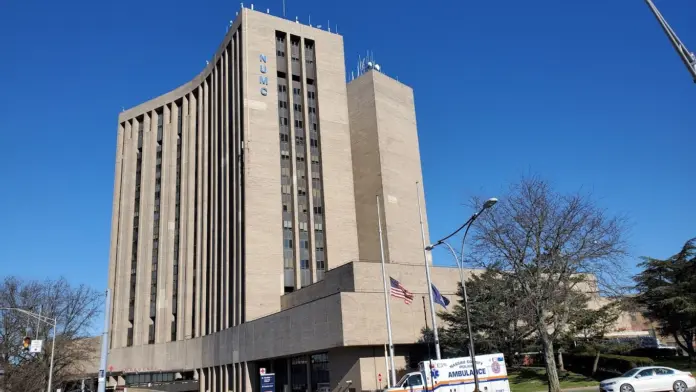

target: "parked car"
[600,367,695,392]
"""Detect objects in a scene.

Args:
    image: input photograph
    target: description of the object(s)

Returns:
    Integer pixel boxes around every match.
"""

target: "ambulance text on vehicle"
[385,353,510,392]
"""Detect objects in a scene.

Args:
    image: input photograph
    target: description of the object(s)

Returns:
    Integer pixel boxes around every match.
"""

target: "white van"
[385,354,511,392]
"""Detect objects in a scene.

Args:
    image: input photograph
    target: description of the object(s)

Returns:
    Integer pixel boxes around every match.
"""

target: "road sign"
[29,339,43,353]
[259,367,266,375]
[260,373,275,392]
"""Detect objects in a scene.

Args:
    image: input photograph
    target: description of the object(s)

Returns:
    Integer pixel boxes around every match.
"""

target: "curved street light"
[644,0,696,83]
[425,197,498,392]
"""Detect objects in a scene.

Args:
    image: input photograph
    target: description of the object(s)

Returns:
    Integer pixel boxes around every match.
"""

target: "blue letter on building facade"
[260,54,268,96]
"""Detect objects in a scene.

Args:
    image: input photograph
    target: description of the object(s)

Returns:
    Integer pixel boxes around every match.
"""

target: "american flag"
[390,277,414,304]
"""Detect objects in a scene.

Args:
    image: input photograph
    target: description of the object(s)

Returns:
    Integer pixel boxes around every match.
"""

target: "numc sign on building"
[259,53,268,96]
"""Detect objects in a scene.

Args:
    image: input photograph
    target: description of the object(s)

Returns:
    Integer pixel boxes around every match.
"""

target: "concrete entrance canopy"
[107,261,466,373]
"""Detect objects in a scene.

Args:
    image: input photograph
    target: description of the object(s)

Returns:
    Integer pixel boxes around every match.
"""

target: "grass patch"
[508,367,598,392]
[654,358,696,372]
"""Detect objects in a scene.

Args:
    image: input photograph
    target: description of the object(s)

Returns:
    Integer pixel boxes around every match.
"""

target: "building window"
[148,324,155,344]
[310,353,330,392]
[149,110,165,344]
[171,103,182,340]
[127,119,145,346]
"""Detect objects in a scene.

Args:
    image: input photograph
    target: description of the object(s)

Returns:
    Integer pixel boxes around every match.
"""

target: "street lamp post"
[426,198,497,392]
[0,307,58,392]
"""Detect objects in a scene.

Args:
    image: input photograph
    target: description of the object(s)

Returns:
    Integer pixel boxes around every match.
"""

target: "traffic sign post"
[260,373,275,392]
[29,339,43,353]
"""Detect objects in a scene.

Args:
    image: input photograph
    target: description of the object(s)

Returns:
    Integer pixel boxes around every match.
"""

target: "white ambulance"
[385,354,511,392]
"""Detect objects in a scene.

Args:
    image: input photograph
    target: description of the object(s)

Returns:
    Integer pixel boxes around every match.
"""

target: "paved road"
[533,387,696,392]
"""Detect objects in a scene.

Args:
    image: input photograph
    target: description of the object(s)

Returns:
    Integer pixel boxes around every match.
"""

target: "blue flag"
[431,284,450,309]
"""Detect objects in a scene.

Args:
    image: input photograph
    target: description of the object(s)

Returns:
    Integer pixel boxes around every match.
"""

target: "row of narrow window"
[124,101,186,346]
[276,31,326,290]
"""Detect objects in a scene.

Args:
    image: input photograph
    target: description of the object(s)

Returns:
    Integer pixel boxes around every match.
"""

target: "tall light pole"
[426,197,497,392]
[0,307,58,392]
[97,289,111,392]
[644,0,696,83]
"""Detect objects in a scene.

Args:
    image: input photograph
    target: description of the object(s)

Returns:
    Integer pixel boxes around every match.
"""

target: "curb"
[531,387,598,392]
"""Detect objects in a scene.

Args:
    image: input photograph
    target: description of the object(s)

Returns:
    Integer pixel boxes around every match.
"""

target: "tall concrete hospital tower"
[106,6,461,392]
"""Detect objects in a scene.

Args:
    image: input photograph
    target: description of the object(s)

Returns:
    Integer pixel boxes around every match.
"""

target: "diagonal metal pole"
[644,0,696,83]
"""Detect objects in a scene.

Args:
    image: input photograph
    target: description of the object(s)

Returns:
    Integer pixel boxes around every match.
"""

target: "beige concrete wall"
[107,293,345,373]
[242,9,285,321]
[328,347,409,392]
[281,263,356,310]
[281,261,471,311]
[240,9,359,319]
[347,74,385,265]
[348,71,430,267]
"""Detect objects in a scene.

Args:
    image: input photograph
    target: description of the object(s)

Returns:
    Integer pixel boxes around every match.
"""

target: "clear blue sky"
[0,0,694,292]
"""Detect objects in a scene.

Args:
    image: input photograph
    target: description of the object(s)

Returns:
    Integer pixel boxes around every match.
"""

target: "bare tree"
[471,176,628,392]
[0,276,102,392]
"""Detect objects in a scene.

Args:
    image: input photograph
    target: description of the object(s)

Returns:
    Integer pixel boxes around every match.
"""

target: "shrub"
[629,347,679,359]
[563,353,654,375]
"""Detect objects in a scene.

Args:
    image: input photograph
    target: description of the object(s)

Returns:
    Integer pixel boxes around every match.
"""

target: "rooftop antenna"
[309,14,311,27]
[250,3,254,10]
[282,0,286,17]
[266,8,270,13]
[295,16,299,23]
[335,24,338,34]
[328,20,331,32]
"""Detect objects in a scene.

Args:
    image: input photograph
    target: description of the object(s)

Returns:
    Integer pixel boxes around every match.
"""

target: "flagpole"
[417,182,442,360]
[377,195,397,386]
[384,344,391,388]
